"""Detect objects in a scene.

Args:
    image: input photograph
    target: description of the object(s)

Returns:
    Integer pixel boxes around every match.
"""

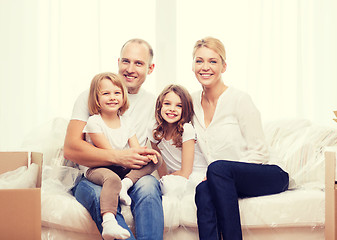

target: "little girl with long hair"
[83,72,159,240]
[150,84,207,184]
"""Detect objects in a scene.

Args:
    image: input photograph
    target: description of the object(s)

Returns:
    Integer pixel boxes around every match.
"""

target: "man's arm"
[63,120,156,169]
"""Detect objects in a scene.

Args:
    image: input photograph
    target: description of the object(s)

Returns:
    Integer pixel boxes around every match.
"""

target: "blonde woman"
[191,37,289,240]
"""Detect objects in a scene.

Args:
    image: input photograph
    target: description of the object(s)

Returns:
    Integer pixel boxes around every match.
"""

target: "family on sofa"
[63,37,289,240]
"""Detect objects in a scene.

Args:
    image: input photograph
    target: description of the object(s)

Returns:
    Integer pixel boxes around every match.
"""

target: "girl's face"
[98,79,124,115]
[161,91,182,124]
[192,47,227,88]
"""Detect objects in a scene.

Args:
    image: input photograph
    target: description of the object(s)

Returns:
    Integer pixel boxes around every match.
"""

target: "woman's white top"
[192,86,270,165]
[149,122,208,174]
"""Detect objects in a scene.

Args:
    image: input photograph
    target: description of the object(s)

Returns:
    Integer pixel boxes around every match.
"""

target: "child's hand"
[148,154,158,164]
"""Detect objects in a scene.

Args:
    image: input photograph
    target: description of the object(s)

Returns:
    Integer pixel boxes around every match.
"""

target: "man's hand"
[115,147,159,169]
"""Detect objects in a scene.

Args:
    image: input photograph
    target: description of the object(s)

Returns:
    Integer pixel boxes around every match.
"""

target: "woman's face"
[192,47,226,88]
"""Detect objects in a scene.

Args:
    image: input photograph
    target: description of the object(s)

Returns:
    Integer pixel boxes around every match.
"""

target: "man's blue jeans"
[72,174,164,240]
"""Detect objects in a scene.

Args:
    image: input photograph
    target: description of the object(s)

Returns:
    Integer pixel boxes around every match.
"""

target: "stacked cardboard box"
[0,152,42,240]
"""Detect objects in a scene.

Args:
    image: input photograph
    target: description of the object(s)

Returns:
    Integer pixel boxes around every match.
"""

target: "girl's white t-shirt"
[149,122,208,174]
[83,114,135,150]
[81,114,135,175]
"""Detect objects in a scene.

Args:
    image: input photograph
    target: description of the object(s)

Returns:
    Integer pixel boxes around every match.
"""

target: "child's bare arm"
[88,132,113,149]
[171,139,194,179]
[128,134,141,149]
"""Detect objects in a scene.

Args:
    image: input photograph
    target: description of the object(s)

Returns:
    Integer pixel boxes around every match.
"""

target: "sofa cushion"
[264,119,337,188]
[178,188,325,228]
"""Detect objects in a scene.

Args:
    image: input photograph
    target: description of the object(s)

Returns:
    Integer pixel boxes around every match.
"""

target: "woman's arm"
[64,120,155,169]
[171,139,194,179]
[237,94,269,163]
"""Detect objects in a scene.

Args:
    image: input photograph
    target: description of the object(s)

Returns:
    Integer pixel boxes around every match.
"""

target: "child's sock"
[119,177,133,206]
[102,212,130,240]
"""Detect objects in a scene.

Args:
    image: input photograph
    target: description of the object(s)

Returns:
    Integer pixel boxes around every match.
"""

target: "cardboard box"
[325,147,337,240]
[0,152,42,240]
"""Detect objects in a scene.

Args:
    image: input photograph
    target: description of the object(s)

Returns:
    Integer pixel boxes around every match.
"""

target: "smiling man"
[118,39,154,94]
[64,39,164,240]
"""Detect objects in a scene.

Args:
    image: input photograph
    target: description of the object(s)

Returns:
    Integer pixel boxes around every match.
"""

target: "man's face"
[118,42,154,94]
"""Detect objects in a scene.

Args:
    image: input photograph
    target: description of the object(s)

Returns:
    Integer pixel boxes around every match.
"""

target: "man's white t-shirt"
[71,88,156,146]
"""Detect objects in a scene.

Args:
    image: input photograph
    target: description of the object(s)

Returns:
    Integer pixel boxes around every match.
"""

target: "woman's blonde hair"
[153,84,194,148]
[88,72,129,116]
[192,36,226,64]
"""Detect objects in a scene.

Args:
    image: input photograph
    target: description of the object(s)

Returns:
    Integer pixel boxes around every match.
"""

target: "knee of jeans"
[132,175,161,198]
[207,160,233,180]
[195,181,208,204]
[196,181,206,193]
[75,179,101,206]
[208,160,222,172]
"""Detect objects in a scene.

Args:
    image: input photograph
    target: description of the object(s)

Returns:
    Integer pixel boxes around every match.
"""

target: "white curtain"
[1,0,336,150]
[176,0,337,126]
[0,0,156,150]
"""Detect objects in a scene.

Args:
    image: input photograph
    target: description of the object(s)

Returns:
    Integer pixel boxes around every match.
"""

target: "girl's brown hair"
[153,84,194,147]
[88,72,129,116]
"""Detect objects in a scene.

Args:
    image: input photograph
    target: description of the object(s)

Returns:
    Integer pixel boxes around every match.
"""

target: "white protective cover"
[21,118,337,238]
[0,162,39,189]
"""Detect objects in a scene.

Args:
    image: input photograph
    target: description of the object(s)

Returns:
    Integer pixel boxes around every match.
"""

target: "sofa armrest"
[325,147,337,240]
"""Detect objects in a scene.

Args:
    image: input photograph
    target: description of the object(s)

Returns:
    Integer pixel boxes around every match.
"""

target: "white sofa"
[22,118,337,240]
